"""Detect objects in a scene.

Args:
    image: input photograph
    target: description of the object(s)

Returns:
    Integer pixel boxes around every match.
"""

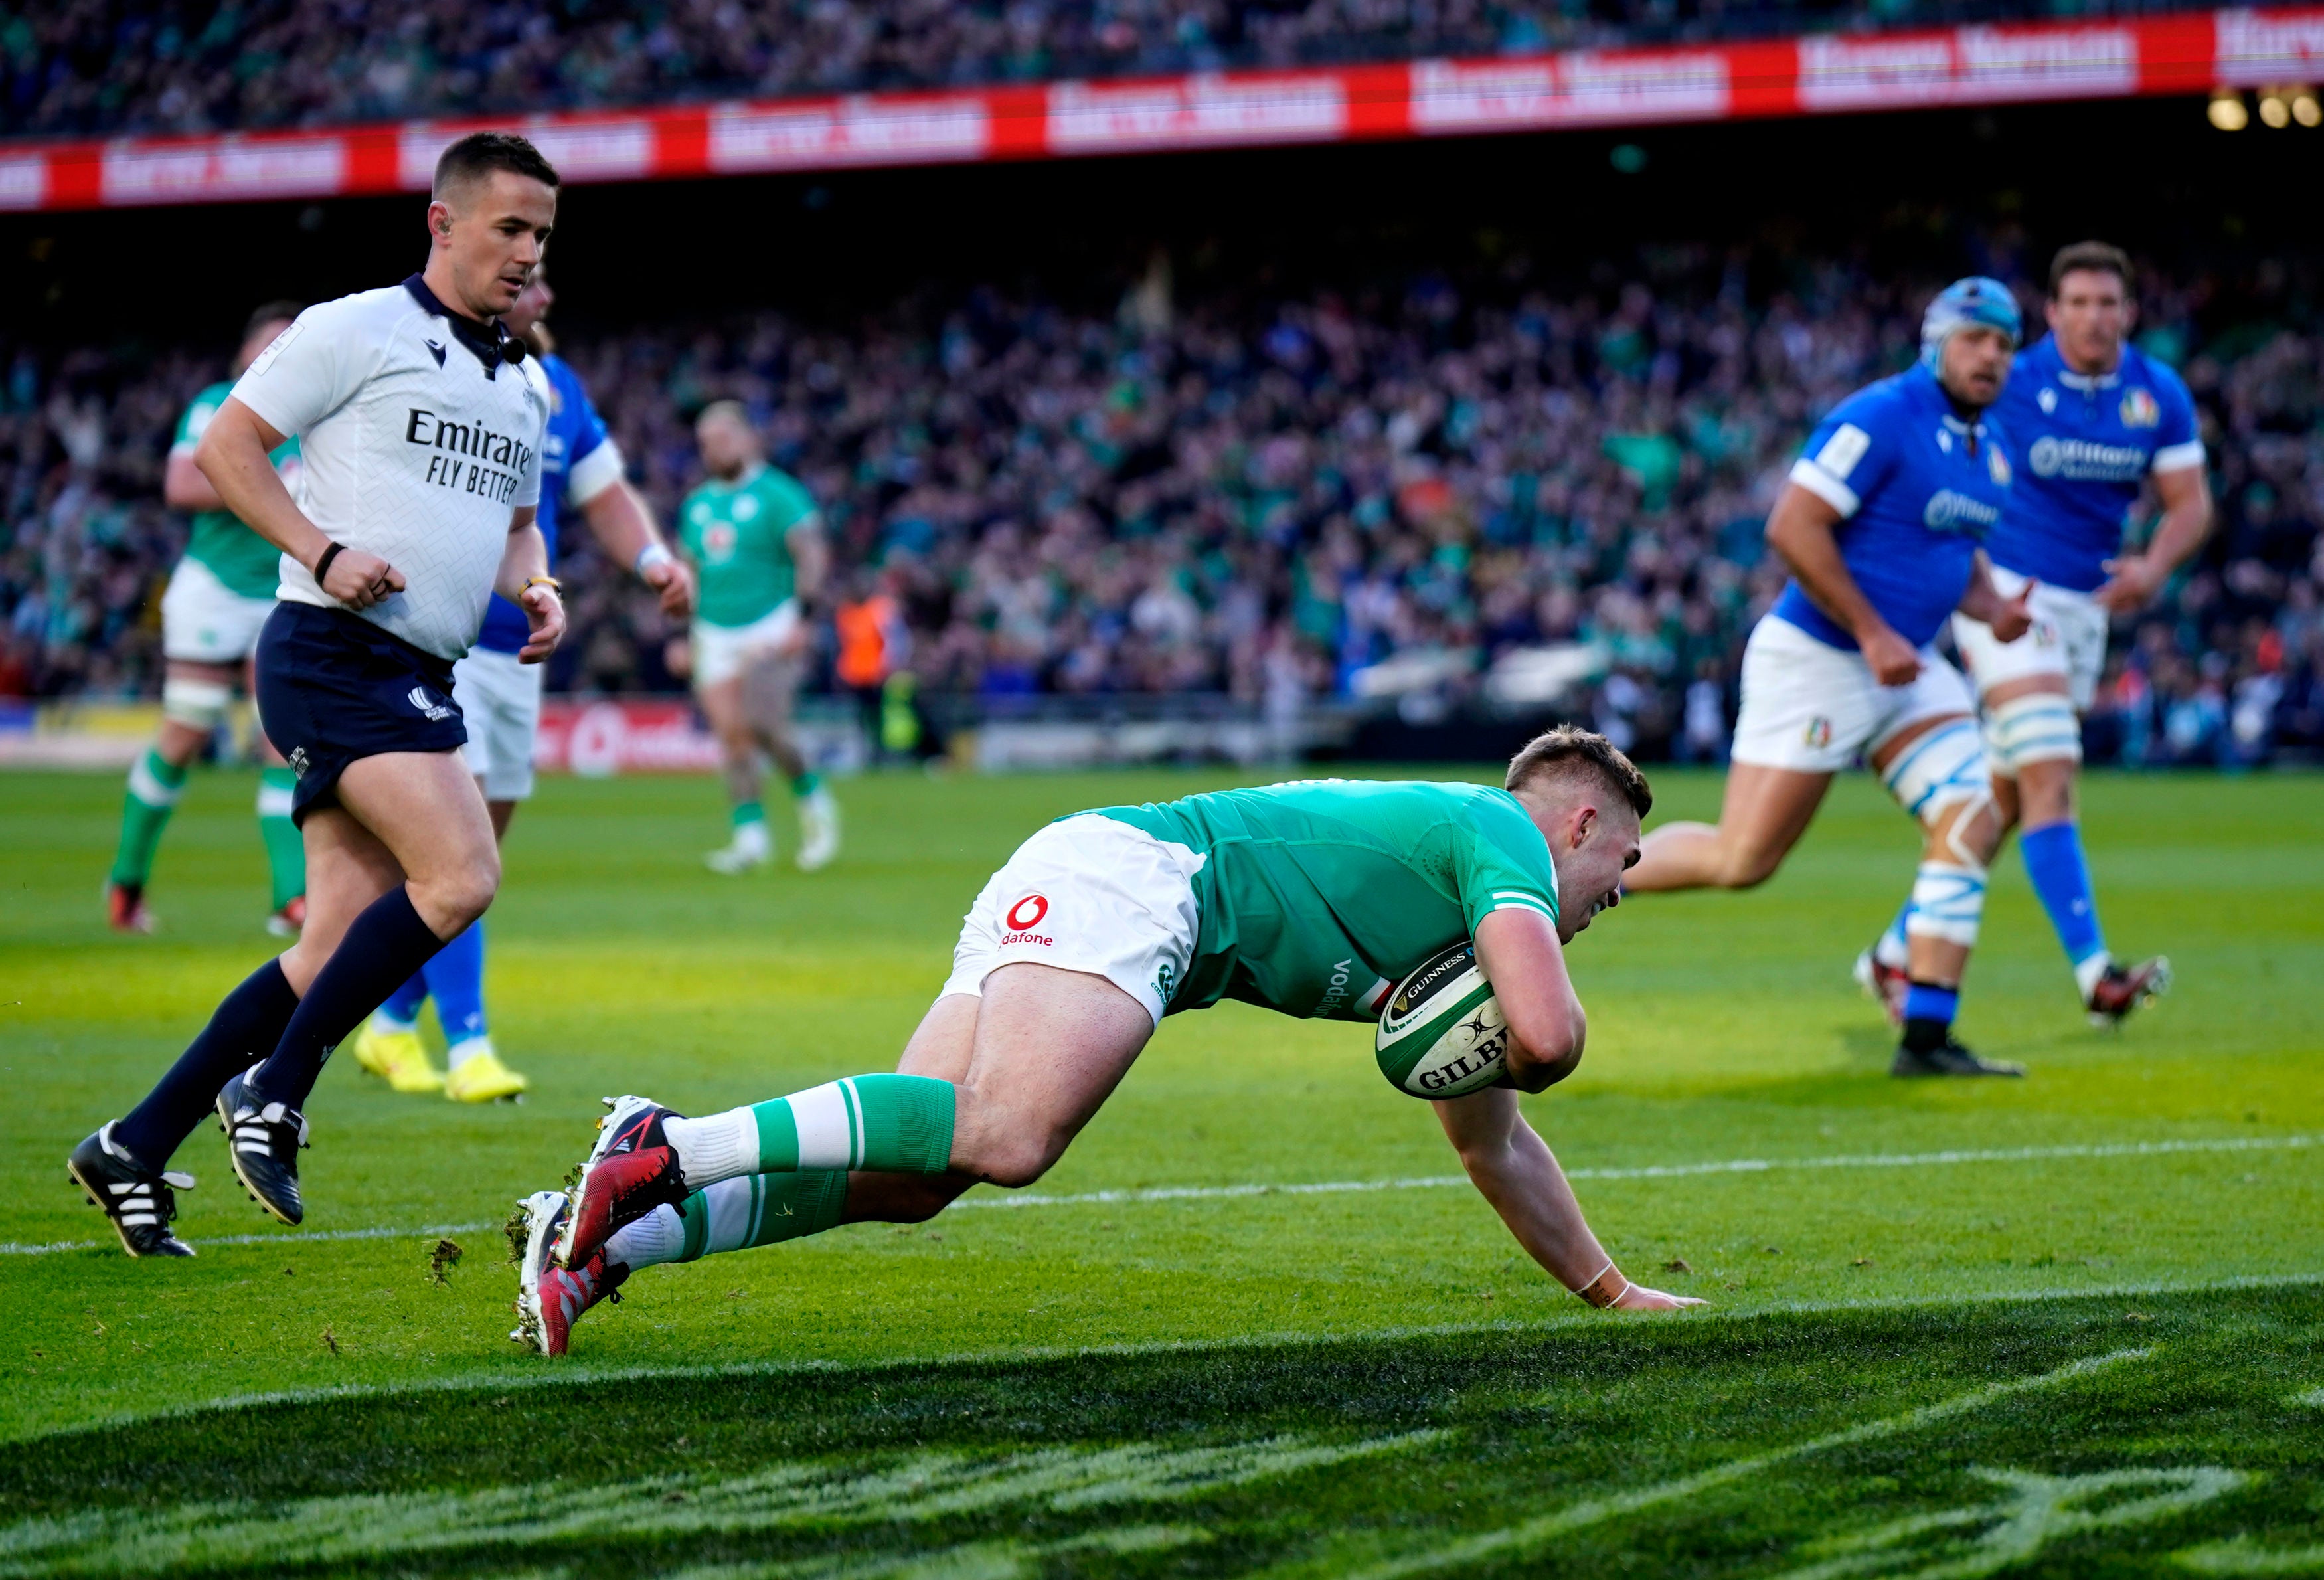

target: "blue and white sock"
[422,919,489,1066]
[2019,822,2110,999]
[375,970,428,1033]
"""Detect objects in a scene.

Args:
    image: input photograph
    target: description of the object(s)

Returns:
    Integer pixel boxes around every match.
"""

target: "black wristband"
[313,541,345,586]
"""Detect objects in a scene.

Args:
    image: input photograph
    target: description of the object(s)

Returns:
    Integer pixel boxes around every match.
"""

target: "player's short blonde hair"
[696,398,752,432]
[1505,724,1653,818]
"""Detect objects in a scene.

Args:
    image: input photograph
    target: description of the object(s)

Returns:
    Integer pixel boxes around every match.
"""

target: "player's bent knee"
[1716,843,1787,889]
[1879,716,1988,827]
[1984,691,2082,777]
[161,676,232,732]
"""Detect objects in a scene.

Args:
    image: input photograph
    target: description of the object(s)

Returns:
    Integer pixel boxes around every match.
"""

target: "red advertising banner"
[533,699,722,776]
[0,9,2296,213]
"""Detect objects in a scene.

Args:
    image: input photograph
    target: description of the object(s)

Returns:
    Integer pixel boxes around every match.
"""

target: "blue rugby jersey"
[476,352,622,656]
[1770,363,2015,652]
[1979,336,2204,594]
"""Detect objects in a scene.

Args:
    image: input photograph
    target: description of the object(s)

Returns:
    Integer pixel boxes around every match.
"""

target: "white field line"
[7,1131,2310,1257]
[13,1271,2319,1448]
[1319,1348,2155,1580]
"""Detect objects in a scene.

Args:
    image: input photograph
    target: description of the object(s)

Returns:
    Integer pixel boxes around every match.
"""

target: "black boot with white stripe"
[216,1066,309,1225]
[67,1123,197,1257]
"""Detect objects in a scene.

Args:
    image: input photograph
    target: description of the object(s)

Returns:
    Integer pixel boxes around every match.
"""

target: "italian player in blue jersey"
[349,267,696,1102]
[1626,279,2036,1077]
[1861,244,2202,1027]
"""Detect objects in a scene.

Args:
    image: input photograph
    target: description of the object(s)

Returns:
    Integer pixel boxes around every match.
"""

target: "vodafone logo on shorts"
[1002,892,1053,946]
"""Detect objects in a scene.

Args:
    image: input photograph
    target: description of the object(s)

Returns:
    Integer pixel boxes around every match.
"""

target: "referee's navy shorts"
[254,603,467,824]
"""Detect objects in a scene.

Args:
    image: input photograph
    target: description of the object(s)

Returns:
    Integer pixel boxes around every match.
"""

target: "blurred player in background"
[105,304,308,937]
[350,267,695,1101]
[508,727,1699,1356]
[1859,243,2202,1027]
[1624,278,2034,1078]
[674,400,839,874]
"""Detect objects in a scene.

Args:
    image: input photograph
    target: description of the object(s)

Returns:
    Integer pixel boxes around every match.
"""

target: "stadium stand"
[0,0,2283,140]
[2,248,2318,764]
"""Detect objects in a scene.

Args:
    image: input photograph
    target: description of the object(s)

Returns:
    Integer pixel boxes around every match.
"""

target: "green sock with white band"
[662,1074,956,1189]
[604,1170,850,1271]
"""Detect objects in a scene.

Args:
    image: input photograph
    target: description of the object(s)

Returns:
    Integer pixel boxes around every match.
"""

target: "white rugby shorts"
[691,600,801,691]
[451,645,544,802]
[1730,614,1977,774]
[941,813,1206,1026]
[1951,566,2110,712]
[160,557,275,664]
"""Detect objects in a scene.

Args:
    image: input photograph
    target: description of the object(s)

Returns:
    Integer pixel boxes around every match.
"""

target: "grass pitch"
[2,763,2319,1577]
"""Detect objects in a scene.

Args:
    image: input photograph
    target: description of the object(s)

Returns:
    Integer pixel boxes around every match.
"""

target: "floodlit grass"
[2,764,2319,1576]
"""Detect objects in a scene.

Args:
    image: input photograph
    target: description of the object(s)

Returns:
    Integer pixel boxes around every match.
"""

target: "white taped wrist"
[635,543,674,576]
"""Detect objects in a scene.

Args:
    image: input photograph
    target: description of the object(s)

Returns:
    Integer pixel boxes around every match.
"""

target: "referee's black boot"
[68,1123,197,1257]
[1891,1019,2024,1079]
[216,1066,310,1225]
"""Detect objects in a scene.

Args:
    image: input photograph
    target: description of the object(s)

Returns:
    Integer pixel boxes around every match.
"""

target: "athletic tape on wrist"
[634,543,673,576]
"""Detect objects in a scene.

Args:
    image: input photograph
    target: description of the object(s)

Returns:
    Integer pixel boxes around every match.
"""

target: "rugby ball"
[1374,939,1511,1099]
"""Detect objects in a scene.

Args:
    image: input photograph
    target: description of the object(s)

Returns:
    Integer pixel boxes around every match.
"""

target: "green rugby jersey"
[1093,780,1560,1021]
[174,380,302,598]
[679,464,819,628]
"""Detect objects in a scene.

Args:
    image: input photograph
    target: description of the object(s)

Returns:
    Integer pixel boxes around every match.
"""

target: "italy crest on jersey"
[1987,446,2011,486]
[2120,387,2161,428]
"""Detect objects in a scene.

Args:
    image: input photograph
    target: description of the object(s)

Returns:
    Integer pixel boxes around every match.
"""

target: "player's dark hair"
[432,132,561,199]
[1505,725,1653,818]
[2049,240,2132,298]
[244,301,303,339]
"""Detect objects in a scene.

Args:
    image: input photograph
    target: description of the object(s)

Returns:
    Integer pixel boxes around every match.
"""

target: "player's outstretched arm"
[1764,482,1919,685]
[2098,463,2212,616]
[1434,1088,1702,1312]
[582,478,696,620]
[194,396,404,607]
[1474,907,1584,1093]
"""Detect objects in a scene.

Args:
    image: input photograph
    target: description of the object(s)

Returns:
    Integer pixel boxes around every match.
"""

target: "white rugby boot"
[796,788,841,872]
[705,818,772,875]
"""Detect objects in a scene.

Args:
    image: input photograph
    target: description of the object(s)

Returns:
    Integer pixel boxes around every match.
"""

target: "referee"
[68,132,566,1254]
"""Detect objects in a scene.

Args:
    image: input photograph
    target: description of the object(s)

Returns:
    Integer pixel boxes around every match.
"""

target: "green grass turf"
[1,764,2319,1577]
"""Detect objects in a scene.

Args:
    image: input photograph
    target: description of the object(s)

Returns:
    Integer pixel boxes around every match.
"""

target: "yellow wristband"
[521,575,563,598]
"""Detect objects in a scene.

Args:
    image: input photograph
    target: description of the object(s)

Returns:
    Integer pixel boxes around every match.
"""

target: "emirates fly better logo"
[1002,893,1053,946]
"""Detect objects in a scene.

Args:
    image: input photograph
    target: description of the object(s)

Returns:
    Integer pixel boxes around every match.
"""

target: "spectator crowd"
[4,243,2321,765]
[3,0,2280,142]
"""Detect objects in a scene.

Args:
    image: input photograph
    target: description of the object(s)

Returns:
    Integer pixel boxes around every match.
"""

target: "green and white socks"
[586,1075,952,1276]
[606,1170,850,1271]
[663,1073,957,1186]
[111,748,187,889]
[110,752,304,912]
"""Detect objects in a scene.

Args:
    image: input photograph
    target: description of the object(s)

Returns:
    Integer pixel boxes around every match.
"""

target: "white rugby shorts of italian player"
[691,599,800,690]
[942,813,1206,1026]
[1730,614,1977,774]
[1950,565,2110,711]
[450,646,544,802]
[159,557,276,664]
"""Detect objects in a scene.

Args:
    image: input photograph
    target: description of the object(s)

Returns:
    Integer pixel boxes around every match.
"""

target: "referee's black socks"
[116,959,301,1170]
[249,886,448,1112]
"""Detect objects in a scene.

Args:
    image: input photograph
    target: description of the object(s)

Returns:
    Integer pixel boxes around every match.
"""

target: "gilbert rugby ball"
[1374,938,1511,1098]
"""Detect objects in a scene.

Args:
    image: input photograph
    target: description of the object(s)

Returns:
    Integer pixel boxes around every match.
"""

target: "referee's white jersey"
[229,279,548,661]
